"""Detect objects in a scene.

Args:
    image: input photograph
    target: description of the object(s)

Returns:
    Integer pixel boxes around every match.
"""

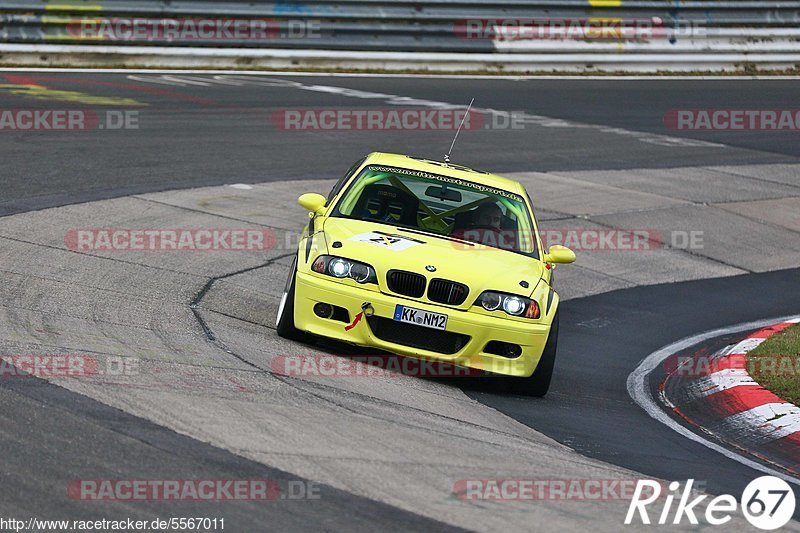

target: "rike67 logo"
[626,477,795,530]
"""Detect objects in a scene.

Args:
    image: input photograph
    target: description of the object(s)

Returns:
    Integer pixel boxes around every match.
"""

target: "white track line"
[1,67,800,80]
[627,314,800,486]
[116,73,724,148]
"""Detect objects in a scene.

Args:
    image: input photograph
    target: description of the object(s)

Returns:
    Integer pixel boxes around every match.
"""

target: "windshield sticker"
[368,165,523,202]
[350,231,425,251]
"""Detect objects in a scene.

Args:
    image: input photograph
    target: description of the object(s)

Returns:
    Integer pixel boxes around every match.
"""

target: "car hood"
[321,217,544,308]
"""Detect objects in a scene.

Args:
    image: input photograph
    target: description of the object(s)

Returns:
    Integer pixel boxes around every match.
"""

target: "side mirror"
[543,244,576,264]
[298,193,327,215]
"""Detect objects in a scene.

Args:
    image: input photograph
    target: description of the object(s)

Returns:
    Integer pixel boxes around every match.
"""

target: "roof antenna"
[444,98,474,165]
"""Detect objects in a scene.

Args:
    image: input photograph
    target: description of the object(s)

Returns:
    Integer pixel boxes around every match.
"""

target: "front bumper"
[294,271,553,377]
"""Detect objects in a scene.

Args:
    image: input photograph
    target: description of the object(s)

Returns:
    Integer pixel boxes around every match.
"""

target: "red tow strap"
[344,311,363,331]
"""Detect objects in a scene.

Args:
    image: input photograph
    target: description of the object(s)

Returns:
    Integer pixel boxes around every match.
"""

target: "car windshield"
[332,164,538,257]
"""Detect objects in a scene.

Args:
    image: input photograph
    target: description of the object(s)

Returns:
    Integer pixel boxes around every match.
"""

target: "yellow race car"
[276,152,575,396]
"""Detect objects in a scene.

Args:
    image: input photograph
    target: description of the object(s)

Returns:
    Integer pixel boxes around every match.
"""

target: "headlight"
[477,291,540,319]
[480,292,502,311]
[503,296,526,316]
[312,255,377,284]
[329,258,350,278]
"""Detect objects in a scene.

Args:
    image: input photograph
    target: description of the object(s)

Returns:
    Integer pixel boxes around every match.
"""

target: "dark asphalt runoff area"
[465,267,800,507]
[1,71,799,527]
[0,374,462,532]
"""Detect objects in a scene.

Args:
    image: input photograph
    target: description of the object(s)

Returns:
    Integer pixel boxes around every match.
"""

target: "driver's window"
[327,157,366,204]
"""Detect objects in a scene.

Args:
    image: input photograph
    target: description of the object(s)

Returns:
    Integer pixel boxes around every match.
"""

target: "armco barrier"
[1,1,799,71]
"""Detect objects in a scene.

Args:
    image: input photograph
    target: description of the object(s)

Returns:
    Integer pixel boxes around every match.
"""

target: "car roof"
[363,152,527,197]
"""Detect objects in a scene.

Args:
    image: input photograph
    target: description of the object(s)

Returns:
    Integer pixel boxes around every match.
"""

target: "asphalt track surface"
[0,374,461,531]
[2,71,800,528]
[1,73,798,215]
[468,268,800,501]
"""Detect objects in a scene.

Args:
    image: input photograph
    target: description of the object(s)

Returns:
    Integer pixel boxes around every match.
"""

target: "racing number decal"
[349,231,425,252]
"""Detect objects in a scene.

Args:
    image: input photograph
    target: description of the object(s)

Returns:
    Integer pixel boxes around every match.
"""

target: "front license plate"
[393,305,448,331]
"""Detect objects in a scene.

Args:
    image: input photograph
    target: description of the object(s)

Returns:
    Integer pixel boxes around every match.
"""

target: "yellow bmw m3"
[276,152,575,396]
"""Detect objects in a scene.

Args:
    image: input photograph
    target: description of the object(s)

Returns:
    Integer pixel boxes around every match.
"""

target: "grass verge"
[748,323,800,405]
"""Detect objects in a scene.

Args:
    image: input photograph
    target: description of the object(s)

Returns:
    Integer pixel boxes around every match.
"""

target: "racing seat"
[450,205,520,252]
[450,210,481,242]
[352,184,420,227]
[452,210,475,233]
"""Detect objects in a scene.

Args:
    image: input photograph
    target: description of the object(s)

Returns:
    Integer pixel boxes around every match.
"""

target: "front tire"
[503,311,559,397]
[276,258,307,342]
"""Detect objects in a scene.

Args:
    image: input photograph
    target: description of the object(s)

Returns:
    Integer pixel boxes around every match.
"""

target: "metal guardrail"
[2,1,800,23]
[0,1,798,69]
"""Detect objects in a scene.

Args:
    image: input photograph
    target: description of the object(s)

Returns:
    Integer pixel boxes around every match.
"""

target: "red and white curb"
[628,315,800,485]
[662,319,800,472]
